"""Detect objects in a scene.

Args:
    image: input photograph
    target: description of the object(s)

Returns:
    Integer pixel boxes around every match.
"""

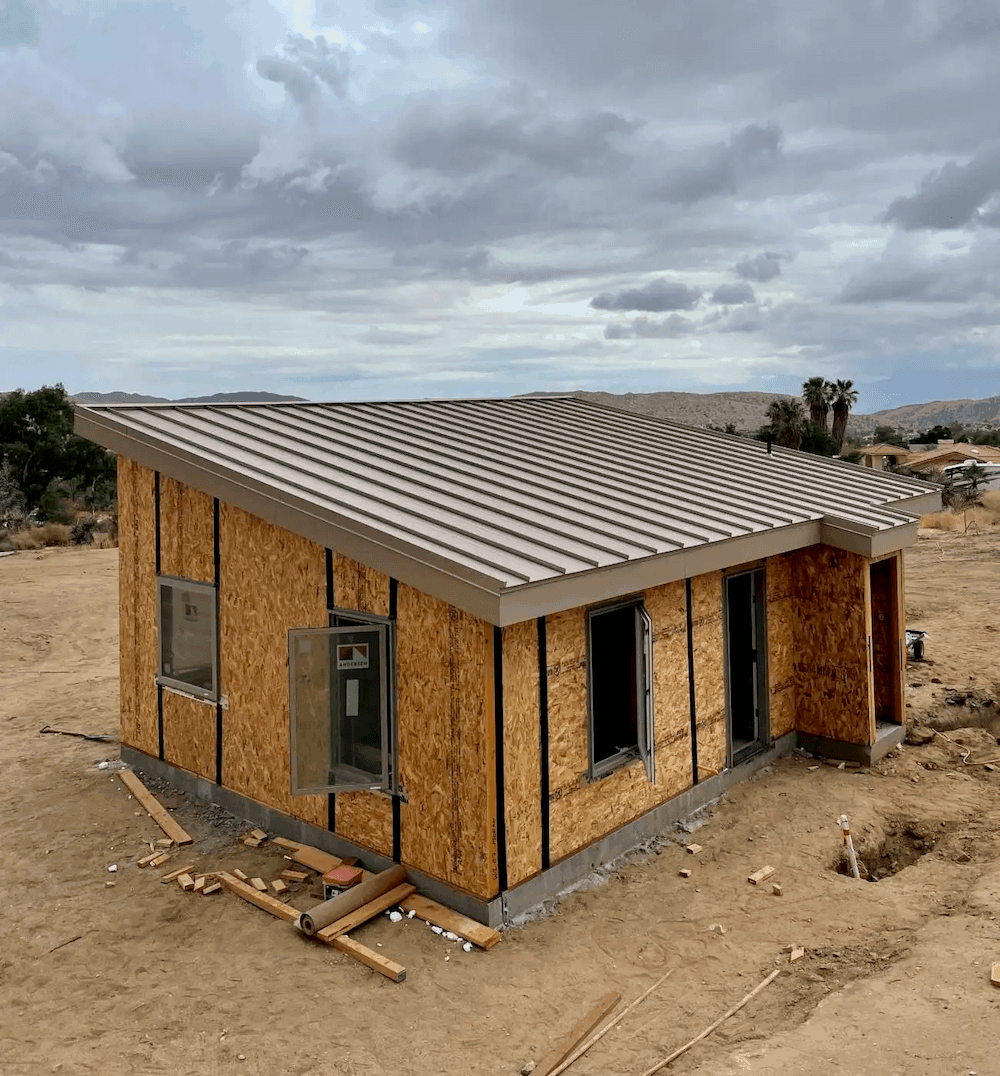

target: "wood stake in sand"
[637,969,781,1076]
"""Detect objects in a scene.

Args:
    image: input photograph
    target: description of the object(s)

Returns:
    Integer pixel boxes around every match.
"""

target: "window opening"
[157,577,217,701]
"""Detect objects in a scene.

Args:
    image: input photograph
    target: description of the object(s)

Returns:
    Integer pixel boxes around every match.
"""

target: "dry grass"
[921,490,1000,532]
[10,523,73,549]
[90,531,117,549]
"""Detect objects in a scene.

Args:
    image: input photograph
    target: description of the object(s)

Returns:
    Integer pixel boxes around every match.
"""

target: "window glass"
[159,580,215,696]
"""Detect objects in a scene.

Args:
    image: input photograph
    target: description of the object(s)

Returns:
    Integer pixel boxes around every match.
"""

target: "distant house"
[77,397,940,926]
[858,443,910,471]
[903,444,1000,475]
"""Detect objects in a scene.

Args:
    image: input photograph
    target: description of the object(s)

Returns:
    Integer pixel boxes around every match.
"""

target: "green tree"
[0,384,116,519]
[801,377,833,434]
[912,424,952,444]
[830,379,859,452]
[800,421,838,456]
[764,398,806,449]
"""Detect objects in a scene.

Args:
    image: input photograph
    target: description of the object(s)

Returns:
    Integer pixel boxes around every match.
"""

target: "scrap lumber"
[299,865,408,936]
[177,874,195,891]
[250,829,267,841]
[272,837,302,851]
[280,869,309,882]
[399,894,502,950]
[137,852,159,867]
[232,869,248,882]
[216,872,301,923]
[193,876,206,893]
[747,865,776,886]
[330,935,405,983]
[150,852,170,868]
[637,969,780,1076]
[243,836,264,848]
[203,882,221,895]
[315,883,416,943]
[250,877,268,892]
[162,864,195,884]
[686,844,702,855]
[678,868,692,879]
[270,879,288,895]
[119,770,193,846]
[155,838,173,847]
[533,991,621,1076]
[289,844,343,875]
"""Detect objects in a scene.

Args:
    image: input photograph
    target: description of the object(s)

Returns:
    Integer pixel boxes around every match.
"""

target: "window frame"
[155,575,219,702]
[586,596,655,783]
[288,608,397,797]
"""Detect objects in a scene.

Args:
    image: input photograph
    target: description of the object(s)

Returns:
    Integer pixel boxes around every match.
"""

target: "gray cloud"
[881,146,1000,230]
[604,314,696,339]
[0,0,40,47]
[711,281,756,304]
[658,123,782,205]
[735,252,782,281]
[591,279,702,313]
[256,34,352,105]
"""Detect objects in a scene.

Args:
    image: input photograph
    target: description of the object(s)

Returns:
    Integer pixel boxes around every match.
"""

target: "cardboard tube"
[298,864,408,936]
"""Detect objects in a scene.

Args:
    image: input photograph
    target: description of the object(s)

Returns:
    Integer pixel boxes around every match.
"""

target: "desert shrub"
[920,511,964,531]
[10,522,72,548]
[90,531,117,549]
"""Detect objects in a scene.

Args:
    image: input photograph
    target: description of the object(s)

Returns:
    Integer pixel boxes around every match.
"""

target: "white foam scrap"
[388,911,403,923]
[430,924,443,934]
[407,909,416,919]
[444,931,458,941]
[463,942,473,952]
[445,955,450,961]
[108,864,118,873]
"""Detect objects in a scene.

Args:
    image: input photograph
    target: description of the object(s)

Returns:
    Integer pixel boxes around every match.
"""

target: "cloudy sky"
[2,0,1000,410]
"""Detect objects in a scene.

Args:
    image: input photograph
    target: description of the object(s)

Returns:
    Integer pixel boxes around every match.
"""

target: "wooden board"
[316,882,416,941]
[157,476,214,583]
[218,503,328,830]
[216,872,301,923]
[119,770,194,845]
[289,843,343,875]
[396,583,497,899]
[534,991,621,1076]
[500,620,542,887]
[330,935,406,983]
[398,893,501,950]
[332,553,391,617]
[162,863,195,883]
[116,457,159,757]
[161,689,216,781]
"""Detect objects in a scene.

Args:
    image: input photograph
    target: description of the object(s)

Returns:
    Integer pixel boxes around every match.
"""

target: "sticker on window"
[336,643,370,670]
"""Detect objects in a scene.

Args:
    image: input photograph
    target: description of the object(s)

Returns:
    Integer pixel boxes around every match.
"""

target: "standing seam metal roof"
[76,396,940,616]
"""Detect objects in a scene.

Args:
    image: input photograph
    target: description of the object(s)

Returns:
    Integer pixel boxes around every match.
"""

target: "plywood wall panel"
[501,620,542,886]
[547,581,695,865]
[790,547,873,745]
[161,690,216,779]
[333,553,390,616]
[158,476,214,583]
[396,584,496,898]
[765,554,797,739]
[545,607,589,799]
[117,457,159,756]
[219,503,327,829]
[691,571,726,779]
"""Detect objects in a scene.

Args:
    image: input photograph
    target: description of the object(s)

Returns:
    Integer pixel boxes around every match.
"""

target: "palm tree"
[802,376,833,434]
[766,398,805,450]
[830,379,859,452]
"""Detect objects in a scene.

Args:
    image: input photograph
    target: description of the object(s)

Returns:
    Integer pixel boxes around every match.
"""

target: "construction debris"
[118,770,193,846]
[299,865,408,936]
[280,869,309,882]
[150,852,170,868]
[531,991,621,1076]
[315,883,416,943]
[202,882,221,895]
[232,869,248,882]
[790,947,805,962]
[399,893,502,950]
[748,865,776,885]
[250,878,268,892]
[162,864,195,884]
[270,879,288,895]
[177,874,195,891]
[992,963,1000,987]
[686,844,702,855]
[771,883,783,897]
[679,868,692,878]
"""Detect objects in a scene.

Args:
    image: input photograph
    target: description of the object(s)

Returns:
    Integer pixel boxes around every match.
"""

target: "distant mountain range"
[72,391,307,405]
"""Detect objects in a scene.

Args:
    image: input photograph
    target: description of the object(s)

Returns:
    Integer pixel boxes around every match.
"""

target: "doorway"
[870,558,902,724]
[724,568,769,764]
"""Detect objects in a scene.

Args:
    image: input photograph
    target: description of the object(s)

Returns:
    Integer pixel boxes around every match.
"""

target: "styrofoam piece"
[108,864,118,873]
[407,909,416,919]
[463,942,473,952]
[430,924,443,934]
[389,910,403,923]
[444,931,458,941]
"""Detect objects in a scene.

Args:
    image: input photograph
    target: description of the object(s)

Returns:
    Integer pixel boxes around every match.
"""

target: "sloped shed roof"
[77,396,941,624]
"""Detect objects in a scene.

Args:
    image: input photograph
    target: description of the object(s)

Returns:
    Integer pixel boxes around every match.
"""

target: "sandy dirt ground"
[2,533,1000,1076]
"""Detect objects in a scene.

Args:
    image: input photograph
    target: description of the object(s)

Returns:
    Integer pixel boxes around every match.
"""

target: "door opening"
[870,558,902,724]
[725,568,768,764]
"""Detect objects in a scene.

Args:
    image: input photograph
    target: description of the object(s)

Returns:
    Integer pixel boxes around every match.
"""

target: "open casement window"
[157,577,218,702]
[289,624,391,795]
[587,600,655,782]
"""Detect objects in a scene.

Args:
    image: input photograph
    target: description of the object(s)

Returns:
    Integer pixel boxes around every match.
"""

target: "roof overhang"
[79,407,942,628]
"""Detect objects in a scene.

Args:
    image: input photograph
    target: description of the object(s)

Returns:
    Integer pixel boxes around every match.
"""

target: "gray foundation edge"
[124,727,877,929]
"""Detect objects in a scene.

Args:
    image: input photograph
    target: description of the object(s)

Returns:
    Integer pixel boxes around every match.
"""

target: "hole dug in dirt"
[834,820,944,881]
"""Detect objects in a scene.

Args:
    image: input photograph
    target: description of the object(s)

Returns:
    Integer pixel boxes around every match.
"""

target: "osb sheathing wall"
[330,553,394,858]
[690,572,727,780]
[768,546,874,746]
[158,476,217,781]
[500,620,542,887]
[218,503,328,830]
[117,457,158,756]
[396,584,498,899]
[545,580,697,865]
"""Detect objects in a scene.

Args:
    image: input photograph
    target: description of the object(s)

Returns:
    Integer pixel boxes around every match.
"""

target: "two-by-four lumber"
[299,865,408,936]
[162,864,196,883]
[119,770,194,846]
[533,991,622,1076]
[315,883,416,943]
[330,935,405,983]
[216,872,301,923]
[280,869,310,882]
[747,865,776,886]
[399,894,502,950]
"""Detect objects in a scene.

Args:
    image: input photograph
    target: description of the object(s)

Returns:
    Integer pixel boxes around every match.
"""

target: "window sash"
[156,576,218,702]
[289,624,391,795]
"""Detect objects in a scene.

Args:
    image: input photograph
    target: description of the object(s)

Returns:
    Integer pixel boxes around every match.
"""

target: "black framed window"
[156,577,218,701]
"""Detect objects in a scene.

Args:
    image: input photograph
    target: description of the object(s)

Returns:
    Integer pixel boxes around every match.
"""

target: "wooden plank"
[137,852,158,867]
[316,883,416,942]
[534,991,622,1076]
[330,935,406,983]
[280,869,309,882]
[177,873,195,891]
[216,872,301,923]
[232,869,248,882]
[193,876,206,892]
[150,852,171,868]
[250,877,268,892]
[119,770,194,846]
[399,894,501,950]
[272,837,302,851]
[203,882,221,895]
[270,879,288,895]
[748,865,776,886]
[162,864,195,883]
[250,829,268,841]
[243,836,264,848]
[289,844,343,874]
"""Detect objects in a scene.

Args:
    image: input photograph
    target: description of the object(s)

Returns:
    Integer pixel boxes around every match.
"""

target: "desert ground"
[2,529,1000,1076]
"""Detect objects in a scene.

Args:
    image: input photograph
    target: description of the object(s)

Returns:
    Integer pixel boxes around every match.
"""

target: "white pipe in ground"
[840,813,861,879]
